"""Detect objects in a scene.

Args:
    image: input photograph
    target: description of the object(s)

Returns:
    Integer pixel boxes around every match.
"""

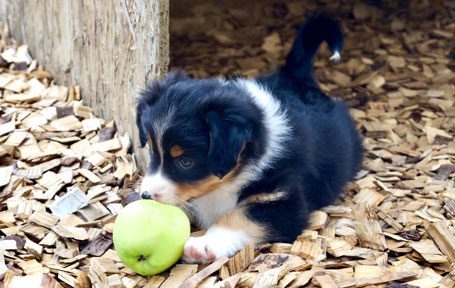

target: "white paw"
[182,227,251,264]
[183,236,219,264]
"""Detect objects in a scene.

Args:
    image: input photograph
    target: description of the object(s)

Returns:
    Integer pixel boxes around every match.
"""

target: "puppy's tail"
[283,14,343,85]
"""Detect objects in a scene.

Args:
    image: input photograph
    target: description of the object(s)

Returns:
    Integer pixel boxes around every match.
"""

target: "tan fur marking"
[170,145,184,157]
[175,173,234,200]
[240,191,287,206]
[147,136,154,149]
[174,164,240,200]
[213,208,265,242]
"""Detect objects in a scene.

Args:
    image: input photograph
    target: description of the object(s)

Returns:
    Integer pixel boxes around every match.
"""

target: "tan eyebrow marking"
[147,136,154,149]
[170,145,184,158]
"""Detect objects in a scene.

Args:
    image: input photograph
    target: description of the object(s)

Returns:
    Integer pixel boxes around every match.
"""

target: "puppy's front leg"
[183,208,265,264]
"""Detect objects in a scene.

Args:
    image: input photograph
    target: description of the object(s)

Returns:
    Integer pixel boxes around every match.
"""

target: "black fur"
[285,14,343,86]
[137,15,363,244]
[136,72,190,147]
[137,77,265,183]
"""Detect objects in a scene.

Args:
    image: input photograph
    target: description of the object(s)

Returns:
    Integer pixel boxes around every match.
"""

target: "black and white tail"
[283,14,343,85]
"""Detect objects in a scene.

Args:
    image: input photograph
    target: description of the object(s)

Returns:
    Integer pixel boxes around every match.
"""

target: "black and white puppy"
[137,15,363,263]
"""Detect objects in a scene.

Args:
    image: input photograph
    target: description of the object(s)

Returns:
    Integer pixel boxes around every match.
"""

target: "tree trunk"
[0,0,169,170]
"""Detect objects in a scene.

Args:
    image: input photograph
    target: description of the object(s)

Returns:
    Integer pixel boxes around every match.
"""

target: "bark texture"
[0,0,169,169]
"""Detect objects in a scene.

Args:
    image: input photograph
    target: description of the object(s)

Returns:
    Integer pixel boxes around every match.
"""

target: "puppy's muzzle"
[140,191,162,201]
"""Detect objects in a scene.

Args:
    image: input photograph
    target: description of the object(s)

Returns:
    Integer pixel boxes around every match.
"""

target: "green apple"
[113,199,190,276]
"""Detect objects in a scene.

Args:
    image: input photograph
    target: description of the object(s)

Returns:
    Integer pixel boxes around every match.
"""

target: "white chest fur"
[190,188,239,228]
[186,80,291,229]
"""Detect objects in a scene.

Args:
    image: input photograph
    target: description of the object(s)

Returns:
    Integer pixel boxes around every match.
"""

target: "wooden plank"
[0,0,169,170]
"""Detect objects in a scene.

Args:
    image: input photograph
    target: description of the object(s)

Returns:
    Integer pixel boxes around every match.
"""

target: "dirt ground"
[0,0,454,287]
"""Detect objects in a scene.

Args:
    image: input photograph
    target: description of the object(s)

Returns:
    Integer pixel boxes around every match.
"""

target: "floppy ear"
[204,108,253,179]
[136,71,189,147]
[136,100,149,147]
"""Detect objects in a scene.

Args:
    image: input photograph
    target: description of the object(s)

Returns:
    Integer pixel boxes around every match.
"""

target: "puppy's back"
[257,15,363,210]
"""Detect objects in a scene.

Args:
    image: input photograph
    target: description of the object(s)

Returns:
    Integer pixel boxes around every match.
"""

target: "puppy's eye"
[177,156,194,169]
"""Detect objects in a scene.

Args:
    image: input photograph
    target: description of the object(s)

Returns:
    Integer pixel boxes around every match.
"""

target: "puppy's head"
[137,72,263,205]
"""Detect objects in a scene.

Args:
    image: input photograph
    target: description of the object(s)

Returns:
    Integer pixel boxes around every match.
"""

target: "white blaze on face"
[140,172,178,204]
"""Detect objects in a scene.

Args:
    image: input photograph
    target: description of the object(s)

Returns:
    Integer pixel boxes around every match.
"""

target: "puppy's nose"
[141,191,151,199]
[141,191,161,201]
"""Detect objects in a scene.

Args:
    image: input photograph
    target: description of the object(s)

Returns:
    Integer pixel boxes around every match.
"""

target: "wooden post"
[0,0,169,170]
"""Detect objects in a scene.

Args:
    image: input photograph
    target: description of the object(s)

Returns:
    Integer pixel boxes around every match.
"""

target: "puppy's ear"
[204,107,253,179]
[136,100,149,147]
[136,71,189,147]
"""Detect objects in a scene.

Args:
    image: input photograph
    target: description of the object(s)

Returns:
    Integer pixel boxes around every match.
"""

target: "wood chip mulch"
[1,1,454,287]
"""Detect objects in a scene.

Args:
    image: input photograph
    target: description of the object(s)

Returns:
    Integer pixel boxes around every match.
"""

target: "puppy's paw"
[182,236,219,264]
[182,227,250,264]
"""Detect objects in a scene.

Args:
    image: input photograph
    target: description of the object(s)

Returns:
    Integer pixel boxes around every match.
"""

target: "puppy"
[136,15,363,263]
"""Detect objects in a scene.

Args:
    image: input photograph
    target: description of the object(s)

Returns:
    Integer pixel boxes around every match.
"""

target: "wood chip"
[80,234,113,257]
[29,210,59,228]
[314,274,339,288]
[353,203,387,251]
[179,257,229,288]
[160,264,198,288]
[0,1,453,286]
[409,239,448,264]
[52,225,89,241]
[226,243,255,277]
[5,273,57,288]
[49,187,90,218]
[0,239,18,250]
[78,168,101,183]
[144,276,166,288]
[426,221,455,263]
[91,137,122,152]
[308,211,329,230]
[50,115,82,131]
[0,166,14,187]
[0,121,15,136]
